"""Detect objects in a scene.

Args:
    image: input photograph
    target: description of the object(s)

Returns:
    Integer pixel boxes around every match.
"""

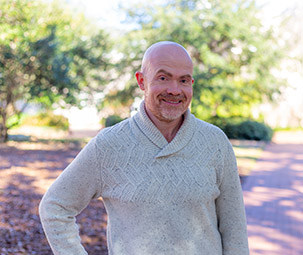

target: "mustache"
[159,93,186,101]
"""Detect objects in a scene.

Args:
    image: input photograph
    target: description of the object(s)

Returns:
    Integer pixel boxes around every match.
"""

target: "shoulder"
[193,116,231,151]
[94,118,134,150]
[194,117,228,141]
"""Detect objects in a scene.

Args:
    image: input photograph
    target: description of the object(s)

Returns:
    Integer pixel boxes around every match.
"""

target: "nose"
[166,80,181,95]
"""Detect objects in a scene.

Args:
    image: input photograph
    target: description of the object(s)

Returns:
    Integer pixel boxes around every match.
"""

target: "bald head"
[141,41,193,75]
[135,41,194,126]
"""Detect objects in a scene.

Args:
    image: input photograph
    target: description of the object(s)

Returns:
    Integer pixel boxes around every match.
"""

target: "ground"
[243,131,303,255]
[0,141,107,254]
[0,132,280,254]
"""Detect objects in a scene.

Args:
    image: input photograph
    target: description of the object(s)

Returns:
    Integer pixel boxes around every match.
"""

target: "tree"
[0,0,112,141]
[106,0,286,122]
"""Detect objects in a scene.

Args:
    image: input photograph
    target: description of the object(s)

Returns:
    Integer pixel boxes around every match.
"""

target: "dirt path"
[0,142,108,255]
[243,131,303,255]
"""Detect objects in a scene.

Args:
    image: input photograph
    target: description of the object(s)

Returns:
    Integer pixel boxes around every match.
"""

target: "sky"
[64,0,303,29]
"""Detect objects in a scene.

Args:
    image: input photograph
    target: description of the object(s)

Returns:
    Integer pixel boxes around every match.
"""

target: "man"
[39,41,249,255]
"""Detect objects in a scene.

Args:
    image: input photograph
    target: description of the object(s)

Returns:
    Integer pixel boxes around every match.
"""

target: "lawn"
[8,125,267,178]
[231,140,267,178]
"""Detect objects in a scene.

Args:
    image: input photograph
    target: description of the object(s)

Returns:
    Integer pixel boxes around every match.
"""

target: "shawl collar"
[133,101,196,158]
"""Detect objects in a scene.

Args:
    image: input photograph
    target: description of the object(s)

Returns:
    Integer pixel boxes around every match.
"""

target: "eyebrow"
[156,69,173,77]
[180,74,192,79]
[155,69,192,79]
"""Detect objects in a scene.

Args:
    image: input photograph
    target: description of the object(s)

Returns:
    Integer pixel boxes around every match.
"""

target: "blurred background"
[1,0,302,142]
[0,0,303,254]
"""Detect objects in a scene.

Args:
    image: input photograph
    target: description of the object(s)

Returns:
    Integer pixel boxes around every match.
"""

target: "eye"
[180,78,190,84]
[159,76,166,81]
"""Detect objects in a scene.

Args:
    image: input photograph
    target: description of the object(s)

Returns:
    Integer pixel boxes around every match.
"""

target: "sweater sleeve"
[215,140,249,255]
[39,137,103,255]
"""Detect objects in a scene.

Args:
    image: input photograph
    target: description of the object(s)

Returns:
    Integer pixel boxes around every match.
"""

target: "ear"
[135,71,145,91]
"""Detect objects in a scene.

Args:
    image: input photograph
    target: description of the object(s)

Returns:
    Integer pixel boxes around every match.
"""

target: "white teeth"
[163,99,180,104]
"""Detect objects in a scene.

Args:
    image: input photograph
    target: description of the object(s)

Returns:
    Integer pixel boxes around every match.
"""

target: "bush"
[104,115,124,127]
[208,116,245,130]
[21,112,69,130]
[223,120,273,141]
[208,117,273,141]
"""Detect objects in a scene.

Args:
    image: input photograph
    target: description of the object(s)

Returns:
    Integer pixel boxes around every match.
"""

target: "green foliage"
[107,0,286,120]
[104,115,125,127]
[21,112,69,131]
[222,120,273,141]
[5,112,29,131]
[0,0,113,141]
[207,116,245,130]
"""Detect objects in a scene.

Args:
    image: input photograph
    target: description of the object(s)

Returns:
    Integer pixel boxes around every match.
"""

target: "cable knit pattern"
[39,101,249,255]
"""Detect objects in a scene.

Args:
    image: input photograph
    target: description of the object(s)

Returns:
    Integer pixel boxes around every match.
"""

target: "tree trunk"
[0,113,8,143]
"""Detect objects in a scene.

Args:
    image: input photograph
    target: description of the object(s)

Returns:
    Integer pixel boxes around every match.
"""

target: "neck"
[145,108,184,143]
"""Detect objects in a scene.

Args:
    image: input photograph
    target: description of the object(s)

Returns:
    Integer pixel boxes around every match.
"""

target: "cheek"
[147,85,163,97]
[144,88,159,105]
[184,87,193,99]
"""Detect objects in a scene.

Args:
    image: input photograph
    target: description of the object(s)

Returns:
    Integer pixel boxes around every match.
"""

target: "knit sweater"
[39,101,249,255]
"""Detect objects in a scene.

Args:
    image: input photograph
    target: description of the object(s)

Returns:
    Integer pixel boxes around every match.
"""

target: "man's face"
[136,46,194,123]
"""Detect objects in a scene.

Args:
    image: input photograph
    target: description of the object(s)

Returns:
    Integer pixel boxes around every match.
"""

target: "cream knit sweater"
[39,101,249,255]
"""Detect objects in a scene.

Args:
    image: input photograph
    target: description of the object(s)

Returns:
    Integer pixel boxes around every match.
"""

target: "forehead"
[148,48,193,76]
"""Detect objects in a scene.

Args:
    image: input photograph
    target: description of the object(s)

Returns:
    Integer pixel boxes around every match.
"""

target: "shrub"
[223,120,273,141]
[208,116,245,130]
[21,112,69,130]
[104,115,124,127]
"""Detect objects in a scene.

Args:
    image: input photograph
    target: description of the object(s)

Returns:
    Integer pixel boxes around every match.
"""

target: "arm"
[215,140,249,255]
[39,137,103,255]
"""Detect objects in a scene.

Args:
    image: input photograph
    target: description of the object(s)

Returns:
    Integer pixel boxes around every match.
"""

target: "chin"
[160,109,185,122]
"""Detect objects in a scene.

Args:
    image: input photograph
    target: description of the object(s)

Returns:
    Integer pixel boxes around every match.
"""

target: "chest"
[100,143,221,204]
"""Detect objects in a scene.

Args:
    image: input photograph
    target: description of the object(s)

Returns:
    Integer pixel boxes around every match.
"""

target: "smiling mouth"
[162,99,182,104]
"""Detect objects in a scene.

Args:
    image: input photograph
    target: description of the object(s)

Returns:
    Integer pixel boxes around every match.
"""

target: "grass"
[231,140,267,177]
[273,126,303,131]
[6,126,95,150]
[7,125,267,178]
[9,125,69,139]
